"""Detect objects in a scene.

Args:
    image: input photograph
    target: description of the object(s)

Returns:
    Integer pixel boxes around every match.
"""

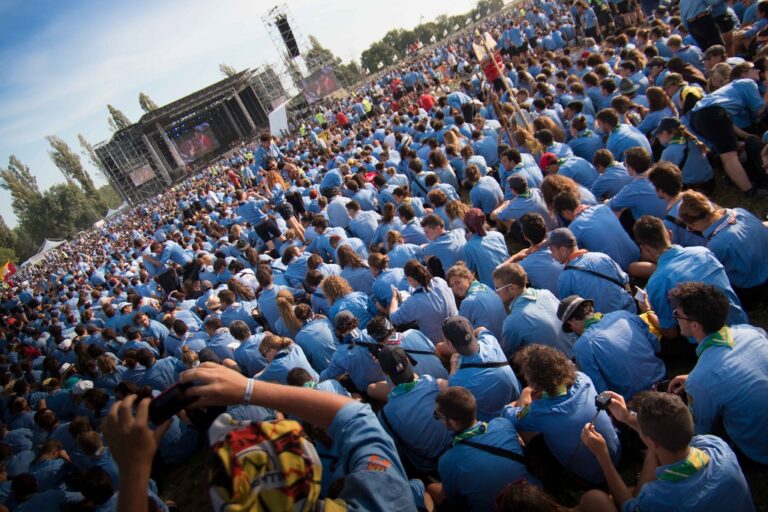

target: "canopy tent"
[105,201,130,219]
[20,239,66,268]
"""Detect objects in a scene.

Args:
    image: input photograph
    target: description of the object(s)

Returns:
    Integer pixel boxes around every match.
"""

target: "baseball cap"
[557,295,594,332]
[377,346,415,382]
[57,339,73,350]
[441,316,474,347]
[539,152,559,170]
[653,116,681,137]
[546,228,577,248]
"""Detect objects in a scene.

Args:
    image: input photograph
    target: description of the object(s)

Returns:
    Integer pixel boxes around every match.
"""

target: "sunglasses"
[672,308,693,321]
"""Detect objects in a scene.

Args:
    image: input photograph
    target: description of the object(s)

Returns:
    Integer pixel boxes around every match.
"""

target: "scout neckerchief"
[584,312,604,331]
[565,249,589,264]
[513,287,538,306]
[516,189,533,199]
[696,326,734,358]
[453,421,488,446]
[466,281,490,297]
[541,385,568,399]
[669,136,686,146]
[657,447,710,482]
[303,380,319,389]
[389,378,420,398]
[706,210,738,241]
[577,129,595,138]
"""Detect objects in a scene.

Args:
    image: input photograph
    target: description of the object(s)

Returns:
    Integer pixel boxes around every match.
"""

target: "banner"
[0,261,16,282]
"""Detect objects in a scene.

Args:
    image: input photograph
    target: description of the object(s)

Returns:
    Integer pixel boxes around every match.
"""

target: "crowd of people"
[1,0,768,510]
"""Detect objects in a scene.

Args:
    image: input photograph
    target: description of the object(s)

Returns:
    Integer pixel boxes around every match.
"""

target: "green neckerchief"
[466,281,490,297]
[657,447,710,482]
[516,189,533,199]
[669,137,686,146]
[513,287,538,306]
[389,378,419,398]
[452,421,488,446]
[696,326,734,358]
[578,129,595,138]
[303,381,318,389]
[584,312,604,331]
[541,385,568,399]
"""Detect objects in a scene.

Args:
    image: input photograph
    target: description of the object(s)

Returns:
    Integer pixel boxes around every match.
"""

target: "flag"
[0,261,16,282]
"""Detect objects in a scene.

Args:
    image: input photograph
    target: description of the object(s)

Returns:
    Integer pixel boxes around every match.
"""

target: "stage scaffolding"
[95,70,272,206]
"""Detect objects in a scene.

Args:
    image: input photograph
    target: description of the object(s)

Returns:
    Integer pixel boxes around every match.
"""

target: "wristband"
[243,378,255,404]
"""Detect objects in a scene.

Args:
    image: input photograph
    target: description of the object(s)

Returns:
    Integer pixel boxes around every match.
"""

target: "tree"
[361,41,398,72]
[107,104,132,131]
[305,35,341,73]
[0,155,42,223]
[47,136,97,196]
[0,216,16,264]
[138,92,159,113]
[78,134,107,181]
[219,63,238,77]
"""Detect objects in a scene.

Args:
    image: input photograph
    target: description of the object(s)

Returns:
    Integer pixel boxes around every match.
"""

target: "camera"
[149,381,198,425]
[595,392,613,411]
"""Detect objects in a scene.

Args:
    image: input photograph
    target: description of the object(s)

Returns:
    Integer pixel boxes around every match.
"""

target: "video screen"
[301,66,340,104]
[171,122,220,164]
[129,164,155,186]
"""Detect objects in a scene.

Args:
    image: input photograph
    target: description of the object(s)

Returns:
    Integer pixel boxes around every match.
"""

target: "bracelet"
[243,378,255,404]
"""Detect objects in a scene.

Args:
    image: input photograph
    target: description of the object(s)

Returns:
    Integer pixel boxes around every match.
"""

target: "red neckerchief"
[565,249,589,263]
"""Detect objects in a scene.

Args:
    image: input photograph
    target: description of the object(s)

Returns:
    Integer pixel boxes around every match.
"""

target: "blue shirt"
[387,243,423,269]
[664,198,708,247]
[259,344,318,385]
[497,189,554,229]
[557,156,599,187]
[233,334,267,376]
[647,245,747,330]
[469,177,503,215]
[400,219,428,245]
[449,330,521,421]
[590,162,634,200]
[608,176,668,220]
[703,208,768,288]
[379,376,452,473]
[320,331,386,392]
[574,311,665,398]
[693,79,765,128]
[506,372,620,484]
[568,204,640,271]
[558,252,637,314]
[686,325,768,464]
[502,288,574,357]
[349,211,381,246]
[236,198,268,227]
[606,124,653,161]
[422,229,467,272]
[458,281,506,342]
[294,317,339,373]
[568,129,604,162]
[439,418,533,511]
[328,291,373,329]
[621,435,754,512]
[463,232,509,288]
[660,140,713,185]
[519,247,564,296]
[391,277,458,343]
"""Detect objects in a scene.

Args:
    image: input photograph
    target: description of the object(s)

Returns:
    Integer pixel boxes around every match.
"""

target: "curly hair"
[516,345,576,396]
[320,275,353,304]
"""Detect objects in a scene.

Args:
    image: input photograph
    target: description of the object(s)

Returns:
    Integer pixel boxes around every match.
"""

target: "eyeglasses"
[433,409,445,421]
[494,283,514,294]
[672,309,693,321]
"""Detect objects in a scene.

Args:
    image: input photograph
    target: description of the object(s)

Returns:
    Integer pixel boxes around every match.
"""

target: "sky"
[0,0,478,227]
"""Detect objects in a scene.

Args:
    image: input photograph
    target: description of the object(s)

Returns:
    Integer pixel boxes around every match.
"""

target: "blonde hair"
[275,289,303,334]
[386,230,404,248]
[445,200,470,221]
[259,334,294,356]
[678,190,717,224]
[320,275,353,304]
[180,346,199,369]
[446,261,475,283]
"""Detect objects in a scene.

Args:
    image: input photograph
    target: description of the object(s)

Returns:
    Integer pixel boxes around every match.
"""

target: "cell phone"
[595,392,613,411]
[148,381,198,425]
[634,287,648,304]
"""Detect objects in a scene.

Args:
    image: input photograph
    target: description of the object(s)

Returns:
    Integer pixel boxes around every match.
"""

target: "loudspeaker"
[275,15,300,58]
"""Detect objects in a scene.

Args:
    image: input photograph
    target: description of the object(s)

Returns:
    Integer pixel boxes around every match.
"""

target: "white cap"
[57,339,73,350]
[72,380,94,396]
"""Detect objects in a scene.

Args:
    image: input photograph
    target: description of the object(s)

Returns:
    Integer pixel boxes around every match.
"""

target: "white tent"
[105,201,130,219]
[20,239,66,268]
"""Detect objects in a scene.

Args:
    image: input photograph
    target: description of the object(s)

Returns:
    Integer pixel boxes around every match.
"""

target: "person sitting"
[320,275,372,328]
[420,214,467,279]
[445,262,505,342]
[505,344,620,489]
[548,228,637,314]
[595,108,652,161]
[389,260,458,344]
[557,295,666,399]
[427,386,535,511]
[580,391,754,511]
[373,346,451,477]
[667,282,768,465]
[590,149,633,201]
[491,175,554,233]
[257,334,317,385]
[441,316,520,421]
[678,190,768,308]
[492,253,573,360]
[606,146,668,222]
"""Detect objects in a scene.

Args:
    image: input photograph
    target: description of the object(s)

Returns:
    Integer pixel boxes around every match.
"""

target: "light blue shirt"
[449,330,521,421]
[703,208,768,288]
[294,318,339,373]
[502,288,574,357]
[391,277,458,343]
[463,232,509,288]
[558,252,637,314]
[458,281,506,342]
[693,79,765,128]
[519,247,564,296]
[568,204,640,271]
[606,124,653,161]
[608,176,668,220]
[422,229,467,272]
[590,162,634,200]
